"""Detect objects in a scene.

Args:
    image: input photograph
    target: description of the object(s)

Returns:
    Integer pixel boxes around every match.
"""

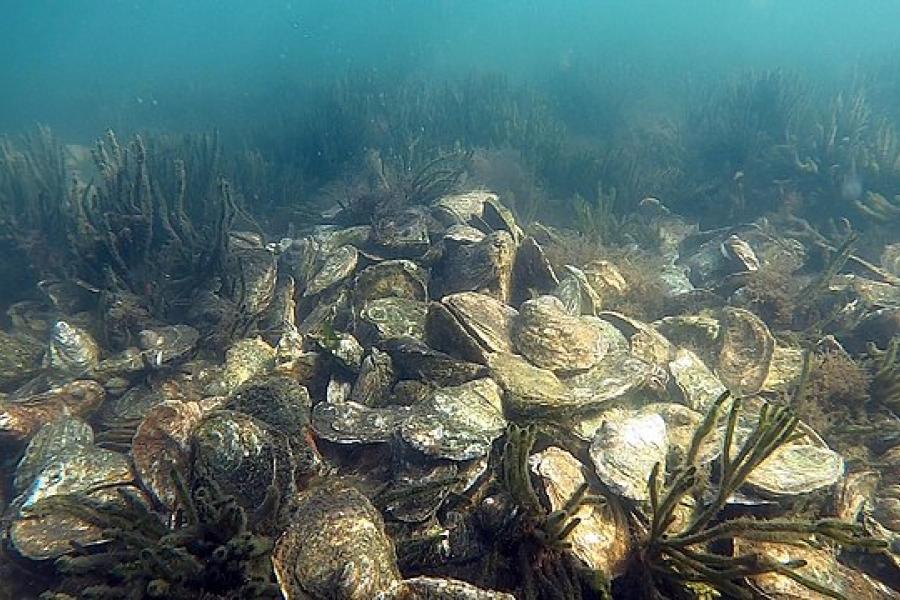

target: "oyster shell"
[353,259,428,309]
[137,324,199,368]
[191,410,295,513]
[589,412,668,501]
[431,230,516,304]
[312,401,413,444]
[371,207,431,258]
[0,380,105,443]
[227,376,312,445]
[44,320,100,375]
[304,244,359,297]
[131,400,204,511]
[399,378,506,461]
[351,348,396,407]
[385,577,515,599]
[357,297,428,344]
[486,352,570,417]
[426,292,517,364]
[227,243,277,316]
[553,265,603,316]
[431,191,495,226]
[512,295,610,372]
[380,337,487,386]
[716,307,775,396]
[206,336,276,395]
[530,446,630,578]
[668,347,727,412]
[273,480,400,600]
[563,347,655,412]
[510,235,558,305]
[745,441,844,498]
[0,330,43,390]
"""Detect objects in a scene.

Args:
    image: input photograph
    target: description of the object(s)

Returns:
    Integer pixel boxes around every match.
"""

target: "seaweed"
[35,467,279,600]
[618,392,885,600]
[868,337,900,414]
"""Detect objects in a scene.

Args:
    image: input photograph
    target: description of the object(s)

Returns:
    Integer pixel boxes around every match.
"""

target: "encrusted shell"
[312,401,413,444]
[273,480,400,600]
[399,378,506,461]
[431,230,516,304]
[357,297,428,344]
[353,259,428,308]
[137,324,199,368]
[668,347,727,412]
[486,352,570,417]
[745,441,844,498]
[0,380,105,443]
[510,235,558,305]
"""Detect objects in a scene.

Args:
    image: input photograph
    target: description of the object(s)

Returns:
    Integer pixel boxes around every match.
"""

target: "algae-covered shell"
[353,259,428,309]
[357,297,428,344]
[304,244,359,297]
[563,347,655,412]
[191,410,295,513]
[227,376,312,441]
[486,352,571,417]
[0,330,43,390]
[273,480,401,600]
[716,307,774,396]
[530,446,630,578]
[589,412,668,501]
[227,243,277,316]
[399,378,506,461]
[512,295,610,372]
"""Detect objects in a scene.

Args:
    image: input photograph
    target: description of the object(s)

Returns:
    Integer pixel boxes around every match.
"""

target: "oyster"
[131,400,204,511]
[371,207,431,258]
[530,446,630,578]
[745,441,844,498]
[734,539,899,599]
[0,330,43,390]
[399,378,506,461]
[720,234,760,272]
[380,337,487,386]
[563,349,656,413]
[351,348,396,407]
[312,401,413,444]
[137,324,199,368]
[385,577,516,599]
[486,352,571,417]
[9,417,134,560]
[227,242,277,316]
[716,307,775,396]
[600,311,674,368]
[227,376,312,446]
[510,235,558,305]
[668,347,727,412]
[44,320,100,375]
[357,297,428,344]
[425,292,517,364]
[205,336,276,396]
[304,244,359,297]
[512,295,610,372]
[0,380,105,442]
[320,330,365,372]
[258,275,298,344]
[589,412,668,501]
[191,410,295,514]
[353,259,428,308]
[431,230,516,303]
[431,190,495,226]
[553,265,603,316]
[273,480,401,600]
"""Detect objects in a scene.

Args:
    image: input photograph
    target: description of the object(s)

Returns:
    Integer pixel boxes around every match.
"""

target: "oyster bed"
[2,172,900,600]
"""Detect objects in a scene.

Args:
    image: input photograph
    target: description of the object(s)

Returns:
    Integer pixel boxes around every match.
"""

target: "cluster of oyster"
[1,190,899,598]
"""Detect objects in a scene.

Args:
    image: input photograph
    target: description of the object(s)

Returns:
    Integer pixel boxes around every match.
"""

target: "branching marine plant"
[35,467,280,600]
[617,392,886,600]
